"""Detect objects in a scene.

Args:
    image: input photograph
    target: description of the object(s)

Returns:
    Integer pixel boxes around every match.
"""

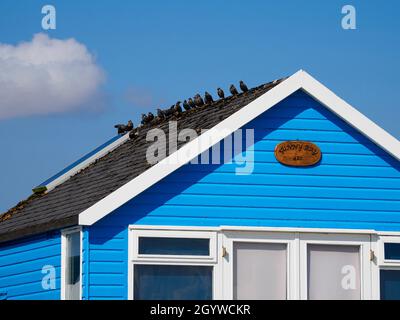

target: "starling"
[141,113,147,125]
[188,97,196,108]
[147,112,155,122]
[164,105,174,117]
[114,123,127,135]
[183,100,191,111]
[239,80,249,92]
[174,101,182,114]
[126,120,133,131]
[129,127,139,139]
[114,119,133,134]
[217,88,225,99]
[194,94,204,107]
[230,84,239,95]
[157,108,165,119]
[204,91,214,104]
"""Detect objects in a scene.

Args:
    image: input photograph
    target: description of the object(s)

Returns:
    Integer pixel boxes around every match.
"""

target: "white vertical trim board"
[61,226,83,301]
[79,70,400,226]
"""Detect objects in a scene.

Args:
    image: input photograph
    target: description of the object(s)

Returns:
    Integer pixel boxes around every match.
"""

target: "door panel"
[233,242,287,299]
[299,233,371,300]
[222,231,297,299]
[307,244,361,299]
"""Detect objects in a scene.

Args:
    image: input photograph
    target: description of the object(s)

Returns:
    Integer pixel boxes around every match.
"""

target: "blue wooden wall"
[0,232,61,300]
[88,90,400,299]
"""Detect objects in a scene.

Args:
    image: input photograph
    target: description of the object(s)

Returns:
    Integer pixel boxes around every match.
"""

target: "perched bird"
[164,105,175,117]
[114,123,127,135]
[183,100,191,111]
[174,101,182,114]
[141,113,148,125]
[157,108,165,119]
[204,91,214,104]
[194,94,204,107]
[115,120,133,135]
[217,88,225,99]
[188,98,196,109]
[126,120,133,131]
[129,127,139,139]
[229,84,239,95]
[239,80,249,92]
[147,112,155,122]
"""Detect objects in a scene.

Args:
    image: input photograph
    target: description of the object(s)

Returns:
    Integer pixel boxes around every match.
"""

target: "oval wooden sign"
[274,141,321,167]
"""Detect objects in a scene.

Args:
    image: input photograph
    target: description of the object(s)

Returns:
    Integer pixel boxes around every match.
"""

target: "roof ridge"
[130,78,285,135]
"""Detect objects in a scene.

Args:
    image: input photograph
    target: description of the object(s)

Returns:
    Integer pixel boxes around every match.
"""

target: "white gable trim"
[300,72,400,161]
[79,70,400,226]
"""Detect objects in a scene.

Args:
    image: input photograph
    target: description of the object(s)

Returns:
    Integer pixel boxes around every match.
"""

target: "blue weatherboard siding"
[85,90,400,299]
[0,232,61,300]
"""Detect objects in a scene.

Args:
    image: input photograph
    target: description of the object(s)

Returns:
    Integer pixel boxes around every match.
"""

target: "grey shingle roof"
[0,78,285,244]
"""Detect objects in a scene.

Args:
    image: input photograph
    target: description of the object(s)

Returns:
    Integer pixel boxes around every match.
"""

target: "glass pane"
[384,243,400,260]
[380,270,400,300]
[134,265,212,300]
[307,244,360,300]
[233,242,287,300]
[65,232,80,300]
[138,237,209,255]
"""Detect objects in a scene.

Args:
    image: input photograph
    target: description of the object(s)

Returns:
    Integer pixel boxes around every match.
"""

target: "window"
[138,237,209,256]
[129,227,384,300]
[62,228,82,300]
[378,236,400,300]
[380,270,400,300]
[384,243,400,260]
[134,265,213,300]
[129,228,217,300]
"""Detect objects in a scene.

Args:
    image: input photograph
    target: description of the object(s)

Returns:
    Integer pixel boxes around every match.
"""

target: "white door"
[299,233,372,300]
[222,231,298,299]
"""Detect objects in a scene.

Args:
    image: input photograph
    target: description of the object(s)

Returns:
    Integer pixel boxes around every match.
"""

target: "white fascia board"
[45,134,130,192]
[129,224,378,235]
[79,70,400,226]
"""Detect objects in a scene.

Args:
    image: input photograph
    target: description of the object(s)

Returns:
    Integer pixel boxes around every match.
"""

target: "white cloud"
[0,33,105,119]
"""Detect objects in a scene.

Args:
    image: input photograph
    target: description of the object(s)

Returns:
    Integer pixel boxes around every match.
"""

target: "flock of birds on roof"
[114,80,249,138]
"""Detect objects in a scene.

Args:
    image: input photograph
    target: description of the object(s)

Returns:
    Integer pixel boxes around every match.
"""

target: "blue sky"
[0,0,399,212]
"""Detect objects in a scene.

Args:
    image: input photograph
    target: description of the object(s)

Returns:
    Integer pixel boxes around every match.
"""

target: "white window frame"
[128,226,220,300]
[299,233,372,300]
[61,226,83,301]
[373,235,400,300]
[132,228,217,263]
[222,230,298,300]
[377,235,400,266]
